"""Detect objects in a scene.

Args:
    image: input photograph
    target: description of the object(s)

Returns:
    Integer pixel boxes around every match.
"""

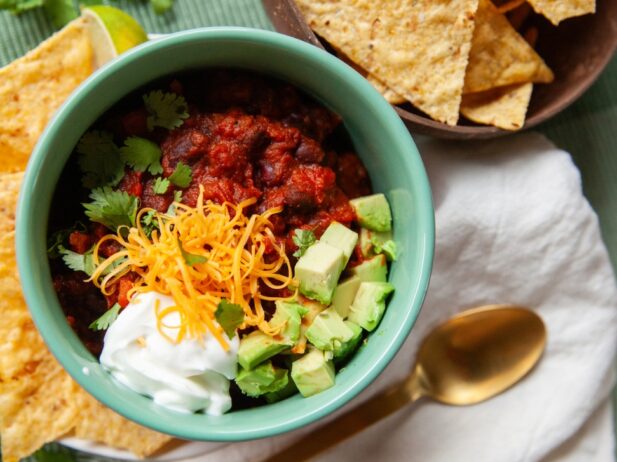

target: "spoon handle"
[262,381,418,462]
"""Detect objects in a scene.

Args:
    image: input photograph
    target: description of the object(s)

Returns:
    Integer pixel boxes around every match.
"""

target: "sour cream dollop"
[100,291,239,415]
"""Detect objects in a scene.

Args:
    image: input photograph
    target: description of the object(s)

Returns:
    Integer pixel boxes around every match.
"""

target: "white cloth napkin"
[185,132,617,462]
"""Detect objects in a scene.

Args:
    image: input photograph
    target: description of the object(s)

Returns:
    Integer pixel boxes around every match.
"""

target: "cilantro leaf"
[168,162,192,188]
[89,303,121,331]
[292,229,316,258]
[119,136,163,175]
[77,131,125,188]
[152,177,170,195]
[143,90,189,131]
[141,210,160,237]
[43,0,77,28]
[215,299,244,338]
[83,187,138,231]
[58,244,126,276]
[47,222,86,259]
[178,238,207,266]
[166,190,183,216]
[58,245,95,276]
[150,0,173,14]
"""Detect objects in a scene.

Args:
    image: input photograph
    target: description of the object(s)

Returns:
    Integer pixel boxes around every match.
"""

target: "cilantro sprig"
[83,187,138,231]
[168,162,192,188]
[47,222,86,258]
[89,303,121,331]
[152,177,170,194]
[120,136,163,175]
[0,1,174,29]
[292,229,316,258]
[140,210,159,237]
[58,245,95,276]
[76,131,124,189]
[178,238,207,266]
[143,90,189,131]
[215,299,244,338]
[58,244,127,276]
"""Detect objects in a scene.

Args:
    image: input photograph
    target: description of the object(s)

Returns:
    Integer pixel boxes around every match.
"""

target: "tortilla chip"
[0,17,93,174]
[296,0,480,125]
[74,392,173,458]
[366,73,407,105]
[335,48,407,105]
[1,359,82,462]
[0,172,171,460]
[461,82,533,130]
[464,0,553,94]
[527,0,595,25]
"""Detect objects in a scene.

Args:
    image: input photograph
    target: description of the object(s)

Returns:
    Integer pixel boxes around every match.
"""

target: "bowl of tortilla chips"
[264,0,617,138]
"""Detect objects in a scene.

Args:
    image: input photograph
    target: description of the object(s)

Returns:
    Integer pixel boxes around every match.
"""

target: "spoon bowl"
[412,304,546,405]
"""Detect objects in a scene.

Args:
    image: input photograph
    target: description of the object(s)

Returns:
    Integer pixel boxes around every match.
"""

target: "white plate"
[61,437,228,461]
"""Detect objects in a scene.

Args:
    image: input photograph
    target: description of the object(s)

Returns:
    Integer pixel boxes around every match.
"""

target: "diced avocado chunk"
[305,307,354,351]
[269,300,304,344]
[359,228,374,258]
[235,361,289,398]
[264,376,299,403]
[333,321,363,364]
[359,228,397,261]
[348,282,395,331]
[295,242,345,305]
[331,275,361,318]
[349,193,392,232]
[351,254,388,283]
[292,297,326,355]
[319,222,358,265]
[238,331,290,370]
[291,348,335,397]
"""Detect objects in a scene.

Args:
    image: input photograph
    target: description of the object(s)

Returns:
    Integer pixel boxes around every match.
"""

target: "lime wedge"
[82,5,148,68]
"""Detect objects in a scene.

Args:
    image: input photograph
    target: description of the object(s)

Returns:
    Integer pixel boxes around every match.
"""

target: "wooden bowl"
[263,0,617,139]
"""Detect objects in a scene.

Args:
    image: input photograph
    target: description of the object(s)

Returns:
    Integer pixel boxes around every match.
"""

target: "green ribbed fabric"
[0,1,615,460]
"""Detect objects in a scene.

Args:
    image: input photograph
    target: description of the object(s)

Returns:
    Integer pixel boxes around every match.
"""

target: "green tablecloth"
[1,0,615,460]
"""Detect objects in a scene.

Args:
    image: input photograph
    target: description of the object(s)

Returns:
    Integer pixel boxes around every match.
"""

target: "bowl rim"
[16,27,434,440]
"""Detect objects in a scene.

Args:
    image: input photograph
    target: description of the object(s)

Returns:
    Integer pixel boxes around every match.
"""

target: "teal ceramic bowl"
[16,28,434,441]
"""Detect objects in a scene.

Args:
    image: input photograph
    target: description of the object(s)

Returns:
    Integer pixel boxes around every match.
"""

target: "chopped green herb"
[58,245,95,276]
[89,303,121,331]
[77,131,125,188]
[168,162,192,188]
[0,1,173,28]
[119,136,163,175]
[141,210,159,237]
[58,245,126,276]
[83,187,138,231]
[215,299,245,338]
[292,229,316,257]
[143,90,189,131]
[47,222,86,259]
[166,190,183,216]
[152,177,170,195]
[178,238,207,266]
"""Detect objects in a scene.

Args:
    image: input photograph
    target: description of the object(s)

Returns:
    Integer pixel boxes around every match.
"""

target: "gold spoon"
[264,304,547,462]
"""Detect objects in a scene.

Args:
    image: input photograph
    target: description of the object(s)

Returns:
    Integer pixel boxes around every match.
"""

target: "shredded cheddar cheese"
[88,187,295,350]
